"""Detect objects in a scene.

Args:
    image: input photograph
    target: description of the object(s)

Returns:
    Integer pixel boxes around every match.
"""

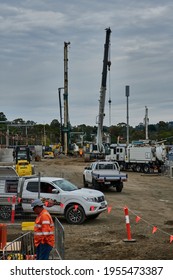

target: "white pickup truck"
[83,161,128,192]
[0,166,107,224]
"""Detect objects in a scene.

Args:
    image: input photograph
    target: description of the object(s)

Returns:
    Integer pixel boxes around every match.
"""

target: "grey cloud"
[0,0,173,127]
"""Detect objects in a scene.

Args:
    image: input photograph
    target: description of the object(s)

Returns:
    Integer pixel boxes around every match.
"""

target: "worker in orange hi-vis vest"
[31,199,55,260]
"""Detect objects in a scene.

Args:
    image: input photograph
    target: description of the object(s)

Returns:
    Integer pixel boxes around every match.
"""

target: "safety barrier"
[1,217,64,260]
[50,217,65,260]
[2,231,35,259]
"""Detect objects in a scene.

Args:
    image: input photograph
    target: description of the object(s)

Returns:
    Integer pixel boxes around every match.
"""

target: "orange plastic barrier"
[0,224,7,249]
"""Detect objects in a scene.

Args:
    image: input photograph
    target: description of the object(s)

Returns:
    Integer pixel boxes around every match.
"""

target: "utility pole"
[144,106,149,140]
[63,42,70,155]
[125,85,130,145]
[58,87,64,146]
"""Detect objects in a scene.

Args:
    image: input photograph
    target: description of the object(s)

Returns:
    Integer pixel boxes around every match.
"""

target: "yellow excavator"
[43,146,54,159]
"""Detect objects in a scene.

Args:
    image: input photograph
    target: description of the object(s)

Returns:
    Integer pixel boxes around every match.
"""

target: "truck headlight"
[83,196,96,202]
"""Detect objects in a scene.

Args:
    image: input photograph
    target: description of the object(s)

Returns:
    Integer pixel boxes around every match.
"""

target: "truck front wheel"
[0,206,11,220]
[65,205,86,224]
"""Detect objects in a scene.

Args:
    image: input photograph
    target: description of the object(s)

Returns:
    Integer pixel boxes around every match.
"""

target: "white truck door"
[85,163,95,183]
[21,181,61,214]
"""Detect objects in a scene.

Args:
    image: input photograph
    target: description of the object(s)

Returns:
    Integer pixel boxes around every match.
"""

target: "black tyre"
[135,164,141,172]
[116,182,123,192]
[92,178,99,190]
[143,164,150,173]
[83,175,88,188]
[65,205,86,224]
[0,206,11,220]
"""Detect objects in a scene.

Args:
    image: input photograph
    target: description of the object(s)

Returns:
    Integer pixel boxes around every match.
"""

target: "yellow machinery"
[43,146,55,159]
[14,146,34,176]
[15,159,33,176]
[44,151,54,159]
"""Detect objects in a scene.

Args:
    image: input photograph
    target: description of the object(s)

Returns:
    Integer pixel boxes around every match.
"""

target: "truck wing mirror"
[52,189,59,194]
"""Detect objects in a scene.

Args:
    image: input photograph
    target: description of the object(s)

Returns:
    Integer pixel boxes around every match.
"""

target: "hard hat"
[31,199,43,209]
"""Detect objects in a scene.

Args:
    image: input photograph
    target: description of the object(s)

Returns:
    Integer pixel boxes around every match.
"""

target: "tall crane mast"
[96,27,111,153]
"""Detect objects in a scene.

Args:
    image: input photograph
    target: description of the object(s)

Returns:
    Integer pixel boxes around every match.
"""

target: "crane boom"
[96,27,111,153]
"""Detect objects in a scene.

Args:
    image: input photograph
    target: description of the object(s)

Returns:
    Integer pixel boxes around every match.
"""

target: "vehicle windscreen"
[98,164,114,170]
[52,179,78,191]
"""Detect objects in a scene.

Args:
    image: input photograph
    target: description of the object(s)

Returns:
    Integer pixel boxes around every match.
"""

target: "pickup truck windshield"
[97,164,114,170]
[52,179,78,191]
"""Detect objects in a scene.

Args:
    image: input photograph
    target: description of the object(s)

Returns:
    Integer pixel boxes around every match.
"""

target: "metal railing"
[50,217,65,260]
[1,217,65,260]
[1,231,35,259]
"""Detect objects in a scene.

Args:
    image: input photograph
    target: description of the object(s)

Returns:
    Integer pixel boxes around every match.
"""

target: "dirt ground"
[4,156,173,260]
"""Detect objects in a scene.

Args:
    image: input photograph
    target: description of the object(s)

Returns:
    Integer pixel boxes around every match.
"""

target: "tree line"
[0,112,173,147]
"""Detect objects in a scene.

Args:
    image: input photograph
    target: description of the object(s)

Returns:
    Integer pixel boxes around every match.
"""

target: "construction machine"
[84,27,111,161]
[43,146,55,159]
[13,146,35,176]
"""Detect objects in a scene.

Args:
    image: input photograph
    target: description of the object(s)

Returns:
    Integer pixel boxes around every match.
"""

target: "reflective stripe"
[35,222,54,227]
[35,224,42,228]
[42,221,50,225]
[34,231,54,236]
[42,231,54,235]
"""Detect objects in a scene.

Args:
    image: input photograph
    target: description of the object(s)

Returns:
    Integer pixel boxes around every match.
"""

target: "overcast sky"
[0,0,173,127]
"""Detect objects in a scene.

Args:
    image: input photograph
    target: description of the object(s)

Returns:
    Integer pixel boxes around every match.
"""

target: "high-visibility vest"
[33,209,55,247]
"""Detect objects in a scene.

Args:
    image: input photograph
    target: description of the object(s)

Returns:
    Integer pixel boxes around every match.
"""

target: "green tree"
[0,112,7,121]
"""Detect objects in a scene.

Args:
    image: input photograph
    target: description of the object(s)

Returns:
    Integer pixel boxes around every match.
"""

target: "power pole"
[144,106,149,140]
[63,42,70,155]
[58,87,64,146]
[125,85,130,145]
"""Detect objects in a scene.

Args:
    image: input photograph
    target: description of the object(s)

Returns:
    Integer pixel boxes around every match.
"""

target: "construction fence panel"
[50,217,65,260]
[2,231,35,260]
[1,217,65,260]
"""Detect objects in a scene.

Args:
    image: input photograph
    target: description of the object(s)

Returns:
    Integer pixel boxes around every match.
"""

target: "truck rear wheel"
[135,164,142,172]
[92,178,99,190]
[116,182,123,192]
[143,164,150,173]
[83,175,88,188]
[65,205,86,224]
[0,206,11,220]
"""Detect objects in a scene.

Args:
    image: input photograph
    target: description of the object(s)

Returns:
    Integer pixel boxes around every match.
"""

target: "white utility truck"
[106,141,166,173]
[0,166,107,224]
[83,161,128,192]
